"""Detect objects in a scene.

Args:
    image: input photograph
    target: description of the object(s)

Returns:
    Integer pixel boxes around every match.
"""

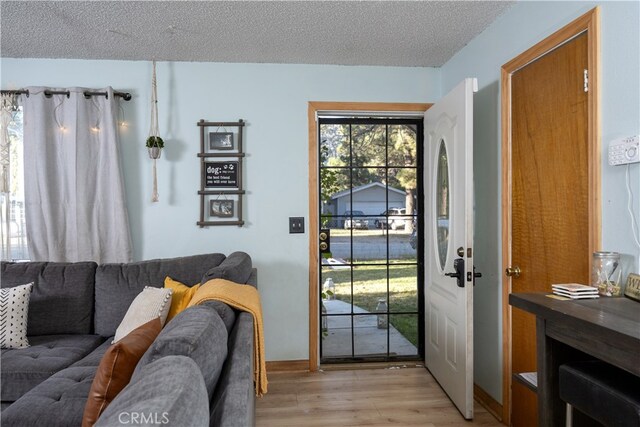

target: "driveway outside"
[328,229,416,261]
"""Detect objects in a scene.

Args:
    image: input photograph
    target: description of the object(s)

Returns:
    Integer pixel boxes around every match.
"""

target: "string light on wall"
[89,95,101,133]
[53,97,65,133]
[118,104,127,128]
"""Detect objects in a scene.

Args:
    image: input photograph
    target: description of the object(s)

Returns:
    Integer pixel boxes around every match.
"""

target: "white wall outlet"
[608,135,639,166]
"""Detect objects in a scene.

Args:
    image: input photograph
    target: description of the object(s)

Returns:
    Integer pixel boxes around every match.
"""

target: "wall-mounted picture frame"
[209,132,234,150]
[210,200,234,218]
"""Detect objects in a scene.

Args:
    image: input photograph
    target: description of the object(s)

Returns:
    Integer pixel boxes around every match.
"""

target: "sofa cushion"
[1,261,97,335]
[83,318,162,426]
[201,300,236,333]
[202,251,252,285]
[113,287,171,343]
[71,338,114,368]
[94,253,226,337]
[0,282,33,349]
[165,277,200,322]
[0,366,96,427]
[133,305,228,400]
[210,312,255,427]
[1,334,104,402]
[96,356,209,427]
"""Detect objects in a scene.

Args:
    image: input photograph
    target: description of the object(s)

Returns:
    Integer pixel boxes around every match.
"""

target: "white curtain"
[23,87,132,263]
[0,95,16,261]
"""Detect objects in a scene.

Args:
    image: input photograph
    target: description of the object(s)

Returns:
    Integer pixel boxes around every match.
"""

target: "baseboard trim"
[266,360,310,372]
[474,383,503,423]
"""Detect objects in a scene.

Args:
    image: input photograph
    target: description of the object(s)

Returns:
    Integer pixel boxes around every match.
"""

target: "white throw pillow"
[0,282,33,349]
[113,286,172,343]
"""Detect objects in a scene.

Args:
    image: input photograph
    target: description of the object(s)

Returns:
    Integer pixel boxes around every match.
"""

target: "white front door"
[424,78,477,419]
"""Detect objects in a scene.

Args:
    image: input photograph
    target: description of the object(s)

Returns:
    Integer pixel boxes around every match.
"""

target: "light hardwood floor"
[256,366,502,426]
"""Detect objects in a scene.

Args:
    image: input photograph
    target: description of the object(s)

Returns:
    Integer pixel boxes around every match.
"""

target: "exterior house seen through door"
[318,117,424,363]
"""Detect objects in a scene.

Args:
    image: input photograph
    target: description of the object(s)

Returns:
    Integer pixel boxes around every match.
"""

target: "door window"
[318,117,424,363]
[435,139,450,271]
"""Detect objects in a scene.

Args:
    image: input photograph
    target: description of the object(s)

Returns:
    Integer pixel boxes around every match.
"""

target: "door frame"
[308,102,431,371]
[500,7,601,424]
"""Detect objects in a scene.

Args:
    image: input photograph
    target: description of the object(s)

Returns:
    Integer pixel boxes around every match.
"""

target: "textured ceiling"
[0,1,514,67]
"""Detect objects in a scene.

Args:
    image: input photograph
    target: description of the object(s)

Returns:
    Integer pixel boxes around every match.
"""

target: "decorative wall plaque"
[205,161,239,188]
[196,119,245,227]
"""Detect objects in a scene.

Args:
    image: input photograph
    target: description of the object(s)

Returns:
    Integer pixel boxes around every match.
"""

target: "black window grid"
[318,117,425,363]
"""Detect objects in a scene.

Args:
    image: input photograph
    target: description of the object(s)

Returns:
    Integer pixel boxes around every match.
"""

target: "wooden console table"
[509,293,640,426]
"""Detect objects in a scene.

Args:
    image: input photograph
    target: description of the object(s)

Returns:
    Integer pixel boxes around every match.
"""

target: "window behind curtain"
[1,107,29,261]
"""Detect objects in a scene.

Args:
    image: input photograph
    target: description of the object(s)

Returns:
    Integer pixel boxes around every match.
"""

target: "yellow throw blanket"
[188,278,268,396]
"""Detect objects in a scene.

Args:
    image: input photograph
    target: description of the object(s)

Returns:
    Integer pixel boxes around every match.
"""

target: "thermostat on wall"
[608,135,639,166]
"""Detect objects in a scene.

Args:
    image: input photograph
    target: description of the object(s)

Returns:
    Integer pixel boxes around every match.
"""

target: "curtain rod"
[0,89,132,101]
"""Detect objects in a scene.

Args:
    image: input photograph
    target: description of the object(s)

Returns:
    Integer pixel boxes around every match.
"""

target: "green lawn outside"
[322,262,419,346]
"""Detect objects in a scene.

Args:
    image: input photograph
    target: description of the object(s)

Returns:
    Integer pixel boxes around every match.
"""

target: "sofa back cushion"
[1,261,97,335]
[201,251,252,285]
[95,356,209,427]
[94,254,226,337]
[132,305,228,401]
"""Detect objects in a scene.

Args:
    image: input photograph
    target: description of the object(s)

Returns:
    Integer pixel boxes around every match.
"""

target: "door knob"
[505,266,521,278]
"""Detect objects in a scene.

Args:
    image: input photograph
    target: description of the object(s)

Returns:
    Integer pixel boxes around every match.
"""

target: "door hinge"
[583,69,589,92]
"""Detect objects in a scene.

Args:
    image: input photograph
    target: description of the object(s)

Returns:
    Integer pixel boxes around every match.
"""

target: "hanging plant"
[147,60,162,201]
[146,135,164,160]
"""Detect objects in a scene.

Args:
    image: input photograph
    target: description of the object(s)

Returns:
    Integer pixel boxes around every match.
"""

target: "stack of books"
[551,283,599,299]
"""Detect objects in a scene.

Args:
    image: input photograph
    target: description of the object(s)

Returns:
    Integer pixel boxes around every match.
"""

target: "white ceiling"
[0,1,514,67]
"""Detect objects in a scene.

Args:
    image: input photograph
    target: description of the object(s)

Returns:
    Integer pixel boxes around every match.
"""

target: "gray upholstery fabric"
[246,268,258,288]
[210,312,255,427]
[0,261,97,335]
[1,366,96,427]
[201,301,236,333]
[96,356,210,427]
[1,334,104,401]
[94,253,226,337]
[133,305,228,400]
[202,251,252,285]
[70,337,114,367]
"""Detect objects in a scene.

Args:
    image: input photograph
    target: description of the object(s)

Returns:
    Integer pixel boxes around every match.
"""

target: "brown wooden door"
[509,33,590,426]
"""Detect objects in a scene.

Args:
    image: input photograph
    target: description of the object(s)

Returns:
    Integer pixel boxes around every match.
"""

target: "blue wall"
[440,1,640,402]
[1,60,440,361]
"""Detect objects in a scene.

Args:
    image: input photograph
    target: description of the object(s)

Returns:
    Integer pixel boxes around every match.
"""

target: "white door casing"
[424,78,477,419]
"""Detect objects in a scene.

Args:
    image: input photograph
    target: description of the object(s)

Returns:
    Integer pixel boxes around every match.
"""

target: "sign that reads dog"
[205,161,239,188]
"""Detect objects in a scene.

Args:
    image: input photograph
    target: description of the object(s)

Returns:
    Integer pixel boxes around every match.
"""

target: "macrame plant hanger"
[148,60,162,202]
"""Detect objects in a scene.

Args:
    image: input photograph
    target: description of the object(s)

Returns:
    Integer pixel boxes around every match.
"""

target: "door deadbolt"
[505,266,521,278]
[319,228,331,254]
[457,247,465,257]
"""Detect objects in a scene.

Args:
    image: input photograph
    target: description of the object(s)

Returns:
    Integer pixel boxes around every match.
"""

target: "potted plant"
[146,135,164,159]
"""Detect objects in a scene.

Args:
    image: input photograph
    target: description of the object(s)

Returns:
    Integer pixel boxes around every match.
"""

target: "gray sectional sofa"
[0,252,257,427]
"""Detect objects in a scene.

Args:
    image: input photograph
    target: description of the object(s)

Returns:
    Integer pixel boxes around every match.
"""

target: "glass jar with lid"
[592,251,622,296]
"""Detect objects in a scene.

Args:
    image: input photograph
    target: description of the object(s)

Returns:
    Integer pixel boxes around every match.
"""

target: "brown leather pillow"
[82,317,162,427]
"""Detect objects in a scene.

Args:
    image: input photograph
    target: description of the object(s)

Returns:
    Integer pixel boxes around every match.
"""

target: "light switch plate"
[289,217,304,234]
